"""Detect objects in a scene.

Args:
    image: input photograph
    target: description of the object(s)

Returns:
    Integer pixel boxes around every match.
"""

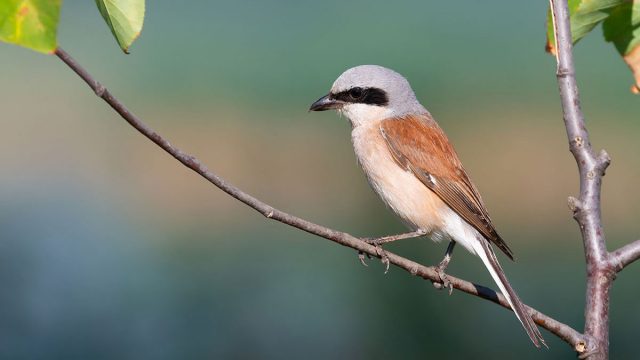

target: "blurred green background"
[1,1,639,359]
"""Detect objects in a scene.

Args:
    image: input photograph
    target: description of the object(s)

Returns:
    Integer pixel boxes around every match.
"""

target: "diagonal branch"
[53,46,584,349]
[609,240,640,273]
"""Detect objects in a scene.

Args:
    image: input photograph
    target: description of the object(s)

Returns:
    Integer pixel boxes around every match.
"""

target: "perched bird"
[309,65,545,347]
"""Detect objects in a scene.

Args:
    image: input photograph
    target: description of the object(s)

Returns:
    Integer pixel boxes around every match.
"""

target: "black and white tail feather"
[471,237,547,348]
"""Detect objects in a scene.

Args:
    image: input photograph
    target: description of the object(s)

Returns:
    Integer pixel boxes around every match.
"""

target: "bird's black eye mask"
[331,87,389,106]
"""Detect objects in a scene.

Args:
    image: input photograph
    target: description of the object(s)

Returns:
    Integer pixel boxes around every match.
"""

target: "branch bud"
[568,196,582,212]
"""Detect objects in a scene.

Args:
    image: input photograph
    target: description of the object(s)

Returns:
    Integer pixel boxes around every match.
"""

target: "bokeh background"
[1,1,639,359]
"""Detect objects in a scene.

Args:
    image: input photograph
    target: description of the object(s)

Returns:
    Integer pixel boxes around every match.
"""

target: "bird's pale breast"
[351,120,447,237]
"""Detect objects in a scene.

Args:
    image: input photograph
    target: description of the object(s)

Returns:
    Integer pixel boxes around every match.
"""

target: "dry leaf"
[623,45,640,94]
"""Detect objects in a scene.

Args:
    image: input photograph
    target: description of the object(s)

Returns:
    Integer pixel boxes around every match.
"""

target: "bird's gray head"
[309,65,427,127]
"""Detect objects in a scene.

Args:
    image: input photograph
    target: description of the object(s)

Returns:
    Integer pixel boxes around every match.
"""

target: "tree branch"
[53,46,584,350]
[549,1,615,359]
[609,240,640,273]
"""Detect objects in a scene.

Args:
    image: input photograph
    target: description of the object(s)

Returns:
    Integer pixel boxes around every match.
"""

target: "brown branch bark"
[609,239,640,273]
[549,1,640,359]
[550,0,611,357]
[53,46,585,349]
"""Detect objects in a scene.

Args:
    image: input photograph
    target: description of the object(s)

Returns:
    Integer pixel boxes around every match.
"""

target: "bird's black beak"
[309,94,343,111]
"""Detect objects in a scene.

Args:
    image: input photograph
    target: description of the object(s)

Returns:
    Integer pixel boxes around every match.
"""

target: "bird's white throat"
[340,103,391,128]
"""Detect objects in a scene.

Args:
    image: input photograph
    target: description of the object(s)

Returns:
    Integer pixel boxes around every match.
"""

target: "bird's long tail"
[470,238,546,348]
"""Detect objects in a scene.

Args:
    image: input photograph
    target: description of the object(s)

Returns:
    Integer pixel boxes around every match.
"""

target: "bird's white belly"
[351,123,447,239]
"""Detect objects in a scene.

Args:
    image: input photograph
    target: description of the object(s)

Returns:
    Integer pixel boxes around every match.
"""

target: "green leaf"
[546,0,624,54]
[95,0,145,53]
[546,0,640,92]
[602,2,640,54]
[0,0,62,53]
[602,2,640,92]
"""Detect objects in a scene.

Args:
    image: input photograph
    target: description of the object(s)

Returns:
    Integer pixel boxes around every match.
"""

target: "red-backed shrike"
[309,65,545,347]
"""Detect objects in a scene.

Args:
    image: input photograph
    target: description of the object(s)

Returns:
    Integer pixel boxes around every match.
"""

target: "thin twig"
[609,240,640,273]
[53,46,584,349]
[549,1,614,359]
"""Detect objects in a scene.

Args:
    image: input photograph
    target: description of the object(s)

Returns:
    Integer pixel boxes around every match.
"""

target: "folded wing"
[380,114,514,260]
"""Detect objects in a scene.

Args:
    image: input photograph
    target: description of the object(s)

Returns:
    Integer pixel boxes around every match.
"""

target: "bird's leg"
[359,229,426,272]
[433,241,456,294]
[362,229,427,245]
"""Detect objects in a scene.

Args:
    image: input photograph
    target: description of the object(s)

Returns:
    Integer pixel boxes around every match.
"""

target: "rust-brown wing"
[380,114,514,260]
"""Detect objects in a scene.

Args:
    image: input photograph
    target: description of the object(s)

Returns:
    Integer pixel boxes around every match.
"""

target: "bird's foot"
[378,246,390,274]
[358,230,426,273]
[432,266,453,295]
[432,253,453,295]
[358,242,390,274]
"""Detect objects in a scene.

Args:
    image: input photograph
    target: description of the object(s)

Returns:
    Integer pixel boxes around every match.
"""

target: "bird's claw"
[380,252,390,274]
[433,266,453,295]
[431,245,454,294]
[358,251,369,267]
[357,243,390,274]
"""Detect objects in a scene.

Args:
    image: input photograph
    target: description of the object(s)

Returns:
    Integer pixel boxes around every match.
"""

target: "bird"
[309,65,545,347]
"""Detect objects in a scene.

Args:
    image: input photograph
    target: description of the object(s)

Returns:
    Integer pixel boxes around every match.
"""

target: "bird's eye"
[348,87,364,100]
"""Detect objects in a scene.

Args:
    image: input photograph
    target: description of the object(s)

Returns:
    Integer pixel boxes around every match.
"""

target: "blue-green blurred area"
[1,1,639,359]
